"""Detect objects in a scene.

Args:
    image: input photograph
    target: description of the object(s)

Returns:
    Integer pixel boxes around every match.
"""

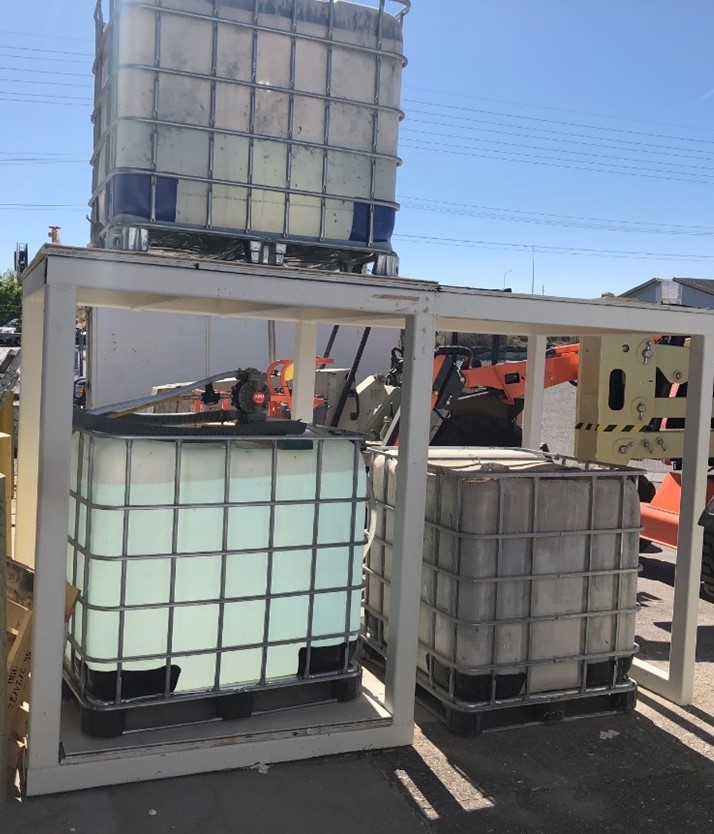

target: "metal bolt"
[673,371,683,381]
[657,437,668,452]
[618,442,634,455]
[622,345,630,353]
[643,439,654,454]
[636,402,647,421]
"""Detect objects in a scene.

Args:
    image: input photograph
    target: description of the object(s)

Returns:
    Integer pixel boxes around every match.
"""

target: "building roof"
[673,277,714,297]
[620,277,680,304]
[619,278,662,298]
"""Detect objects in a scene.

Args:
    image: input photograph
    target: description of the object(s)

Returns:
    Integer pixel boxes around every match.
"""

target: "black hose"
[72,409,305,438]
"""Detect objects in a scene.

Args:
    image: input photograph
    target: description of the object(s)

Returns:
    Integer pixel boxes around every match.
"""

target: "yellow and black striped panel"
[575,423,651,433]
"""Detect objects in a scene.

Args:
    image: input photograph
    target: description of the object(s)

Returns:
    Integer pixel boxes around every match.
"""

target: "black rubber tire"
[702,533,714,600]
[637,475,657,504]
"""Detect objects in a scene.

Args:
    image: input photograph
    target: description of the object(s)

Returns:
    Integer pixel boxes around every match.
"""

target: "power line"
[407,110,714,155]
[0,89,91,99]
[404,85,714,135]
[398,196,714,236]
[0,43,94,58]
[0,95,91,106]
[0,151,80,156]
[404,119,714,161]
[404,98,714,147]
[0,53,92,67]
[394,233,714,262]
[0,160,86,166]
[0,65,92,78]
[399,140,714,186]
[0,204,86,211]
[401,128,714,172]
[0,78,92,89]
[0,30,93,43]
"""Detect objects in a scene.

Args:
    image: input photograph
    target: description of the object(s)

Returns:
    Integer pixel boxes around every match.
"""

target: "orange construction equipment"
[266,356,334,419]
[459,342,581,404]
[641,472,714,549]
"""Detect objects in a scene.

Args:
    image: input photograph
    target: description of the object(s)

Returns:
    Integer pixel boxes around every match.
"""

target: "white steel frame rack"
[16,246,714,795]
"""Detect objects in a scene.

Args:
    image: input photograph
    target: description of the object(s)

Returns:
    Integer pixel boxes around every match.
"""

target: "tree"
[0,270,22,329]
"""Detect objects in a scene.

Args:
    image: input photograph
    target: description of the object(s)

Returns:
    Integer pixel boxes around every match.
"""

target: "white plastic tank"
[366,448,641,702]
[66,425,366,701]
[91,0,409,267]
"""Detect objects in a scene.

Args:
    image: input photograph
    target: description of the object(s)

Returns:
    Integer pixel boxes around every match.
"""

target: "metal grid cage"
[90,0,410,269]
[364,449,641,713]
[65,425,368,712]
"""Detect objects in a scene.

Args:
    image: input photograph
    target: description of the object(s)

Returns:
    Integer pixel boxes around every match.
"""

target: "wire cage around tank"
[65,420,369,735]
[90,0,410,271]
[364,448,641,716]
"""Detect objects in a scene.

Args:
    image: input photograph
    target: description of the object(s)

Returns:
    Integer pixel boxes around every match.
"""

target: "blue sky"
[2,1,714,297]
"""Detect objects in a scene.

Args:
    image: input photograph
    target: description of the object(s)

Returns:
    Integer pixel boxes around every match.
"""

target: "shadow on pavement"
[640,554,714,601]
[636,625,713,664]
[639,555,676,587]
[637,690,714,748]
[3,705,714,834]
[371,706,714,834]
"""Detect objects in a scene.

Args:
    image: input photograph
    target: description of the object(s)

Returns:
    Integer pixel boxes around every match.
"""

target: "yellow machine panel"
[574,335,714,465]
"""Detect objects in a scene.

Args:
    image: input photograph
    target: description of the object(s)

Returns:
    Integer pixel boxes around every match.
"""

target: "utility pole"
[531,246,535,294]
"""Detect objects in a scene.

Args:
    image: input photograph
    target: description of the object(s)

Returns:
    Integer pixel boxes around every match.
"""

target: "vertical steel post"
[522,334,547,450]
[384,312,435,736]
[291,322,318,423]
[26,282,77,775]
[668,334,714,704]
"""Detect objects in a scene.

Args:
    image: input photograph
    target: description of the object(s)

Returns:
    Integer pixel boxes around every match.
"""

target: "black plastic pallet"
[415,678,637,736]
[65,671,362,739]
[359,642,637,737]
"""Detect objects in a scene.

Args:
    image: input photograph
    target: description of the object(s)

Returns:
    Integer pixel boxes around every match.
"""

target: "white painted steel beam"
[438,289,714,338]
[25,283,78,773]
[522,335,547,450]
[668,335,714,704]
[385,313,435,733]
[43,247,437,323]
[291,322,318,422]
[25,719,393,796]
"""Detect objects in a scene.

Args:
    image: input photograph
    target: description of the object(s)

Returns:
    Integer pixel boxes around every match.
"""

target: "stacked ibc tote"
[61,0,639,744]
[62,0,410,737]
[90,0,408,273]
